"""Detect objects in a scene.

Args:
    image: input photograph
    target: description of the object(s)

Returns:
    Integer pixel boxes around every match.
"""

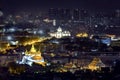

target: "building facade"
[49,27,71,38]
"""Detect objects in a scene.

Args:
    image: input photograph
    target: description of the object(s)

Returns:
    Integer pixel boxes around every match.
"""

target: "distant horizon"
[0,8,119,15]
[1,0,120,14]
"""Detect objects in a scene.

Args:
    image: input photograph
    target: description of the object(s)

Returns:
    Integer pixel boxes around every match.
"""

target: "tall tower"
[0,11,3,17]
[116,9,120,18]
[30,44,37,53]
[73,9,80,20]
[0,11,3,24]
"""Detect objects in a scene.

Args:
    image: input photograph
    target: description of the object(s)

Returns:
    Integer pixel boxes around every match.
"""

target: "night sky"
[1,0,120,12]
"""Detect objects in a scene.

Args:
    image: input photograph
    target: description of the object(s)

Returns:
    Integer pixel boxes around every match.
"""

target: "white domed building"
[49,27,71,38]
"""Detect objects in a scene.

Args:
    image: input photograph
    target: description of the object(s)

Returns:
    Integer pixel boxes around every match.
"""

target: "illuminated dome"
[49,26,71,38]
[57,26,62,32]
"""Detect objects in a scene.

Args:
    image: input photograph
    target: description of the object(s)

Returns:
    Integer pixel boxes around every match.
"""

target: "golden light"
[76,33,88,37]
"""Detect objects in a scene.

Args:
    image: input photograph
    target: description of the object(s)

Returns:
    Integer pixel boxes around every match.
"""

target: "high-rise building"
[48,8,71,20]
[0,11,3,17]
[73,9,80,20]
[58,8,71,20]
[115,9,120,18]
[48,8,58,19]
[80,9,89,20]
[64,9,71,20]
[0,11,4,24]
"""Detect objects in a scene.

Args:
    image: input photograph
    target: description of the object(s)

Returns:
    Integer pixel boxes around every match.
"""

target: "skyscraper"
[48,8,71,20]
[73,9,80,20]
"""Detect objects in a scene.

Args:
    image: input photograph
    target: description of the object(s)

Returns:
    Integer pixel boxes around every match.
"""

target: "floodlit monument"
[18,44,46,66]
[88,58,105,71]
[49,27,71,38]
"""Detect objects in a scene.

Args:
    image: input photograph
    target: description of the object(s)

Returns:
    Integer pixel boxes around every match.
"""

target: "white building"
[49,27,71,38]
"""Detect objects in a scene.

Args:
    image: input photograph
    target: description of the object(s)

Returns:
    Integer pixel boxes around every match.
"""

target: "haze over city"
[0,0,120,80]
[1,0,120,12]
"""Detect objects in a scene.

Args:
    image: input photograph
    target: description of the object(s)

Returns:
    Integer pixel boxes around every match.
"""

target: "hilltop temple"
[18,44,45,66]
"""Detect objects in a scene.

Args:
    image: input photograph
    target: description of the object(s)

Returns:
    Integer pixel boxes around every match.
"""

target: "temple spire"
[30,44,37,53]
[88,57,105,70]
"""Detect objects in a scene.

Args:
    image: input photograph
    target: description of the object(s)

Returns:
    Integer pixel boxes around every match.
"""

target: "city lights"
[0,0,120,80]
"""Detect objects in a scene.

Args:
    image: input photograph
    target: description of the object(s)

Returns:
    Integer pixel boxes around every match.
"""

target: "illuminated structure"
[88,58,105,71]
[76,33,88,37]
[49,27,71,38]
[64,62,76,69]
[18,44,45,66]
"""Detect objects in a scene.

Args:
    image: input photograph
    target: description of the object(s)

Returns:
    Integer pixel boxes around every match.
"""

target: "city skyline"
[0,0,120,79]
